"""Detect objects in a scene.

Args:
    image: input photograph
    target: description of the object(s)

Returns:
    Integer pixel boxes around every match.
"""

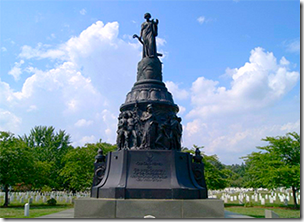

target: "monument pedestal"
[74,198,224,218]
[91,150,207,199]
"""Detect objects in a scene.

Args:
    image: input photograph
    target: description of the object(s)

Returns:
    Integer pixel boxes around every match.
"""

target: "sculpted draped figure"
[133,13,161,58]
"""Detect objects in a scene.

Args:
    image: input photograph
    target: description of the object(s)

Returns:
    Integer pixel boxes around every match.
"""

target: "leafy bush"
[41,185,52,192]
[244,201,253,207]
[47,198,57,206]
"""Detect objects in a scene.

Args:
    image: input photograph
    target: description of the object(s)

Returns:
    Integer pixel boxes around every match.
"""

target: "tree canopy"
[21,126,73,190]
[242,132,300,208]
[182,145,231,190]
[60,140,116,191]
[0,132,35,206]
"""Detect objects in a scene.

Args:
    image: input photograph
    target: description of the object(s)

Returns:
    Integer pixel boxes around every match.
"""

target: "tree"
[242,132,300,208]
[60,140,116,191]
[182,145,231,190]
[225,163,246,187]
[22,126,73,190]
[0,132,35,207]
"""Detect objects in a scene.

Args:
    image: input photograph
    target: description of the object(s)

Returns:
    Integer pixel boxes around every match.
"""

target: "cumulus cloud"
[0,21,141,145]
[178,47,300,164]
[79,135,96,145]
[0,109,22,132]
[75,119,93,127]
[187,47,299,119]
[8,60,24,81]
[165,81,189,100]
[19,43,65,60]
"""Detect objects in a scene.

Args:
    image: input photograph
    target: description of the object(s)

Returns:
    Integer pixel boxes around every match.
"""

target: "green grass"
[225,206,300,218]
[0,204,73,218]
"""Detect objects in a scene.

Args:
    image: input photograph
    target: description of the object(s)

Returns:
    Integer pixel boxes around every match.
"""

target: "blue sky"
[0,0,300,164]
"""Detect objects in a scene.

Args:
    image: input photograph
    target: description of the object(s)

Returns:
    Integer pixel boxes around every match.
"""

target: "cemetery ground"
[0,189,300,218]
[0,191,78,218]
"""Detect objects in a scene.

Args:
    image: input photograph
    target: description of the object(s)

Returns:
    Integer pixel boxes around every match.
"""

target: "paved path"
[39,208,253,218]
[39,208,74,218]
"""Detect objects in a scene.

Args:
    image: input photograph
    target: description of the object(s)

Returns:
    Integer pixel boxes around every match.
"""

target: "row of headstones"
[210,187,301,195]
[0,191,90,204]
[220,192,300,205]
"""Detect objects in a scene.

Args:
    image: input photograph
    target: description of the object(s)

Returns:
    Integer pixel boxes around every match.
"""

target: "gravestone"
[75,12,224,218]
[265,210,279,218]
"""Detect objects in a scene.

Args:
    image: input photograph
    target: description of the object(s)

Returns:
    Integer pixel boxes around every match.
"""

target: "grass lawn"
[0,204,73,218]
[225,206,300,218]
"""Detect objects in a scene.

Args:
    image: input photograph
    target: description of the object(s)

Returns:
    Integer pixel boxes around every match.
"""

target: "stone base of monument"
[74,198,224,218]
[91,150,207,199]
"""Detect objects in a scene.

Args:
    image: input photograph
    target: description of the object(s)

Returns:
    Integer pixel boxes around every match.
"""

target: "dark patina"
[91,13,207,199]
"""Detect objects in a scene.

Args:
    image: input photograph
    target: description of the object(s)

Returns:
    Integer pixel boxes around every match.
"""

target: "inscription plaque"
[127,151,171,188]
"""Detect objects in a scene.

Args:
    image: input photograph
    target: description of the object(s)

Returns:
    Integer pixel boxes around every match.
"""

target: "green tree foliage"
[182,145,231,190]
[225,163,246,187]
[242,132,300,208]
[21,126,73,190]
[60,140,116,191]
[0,132,35,207]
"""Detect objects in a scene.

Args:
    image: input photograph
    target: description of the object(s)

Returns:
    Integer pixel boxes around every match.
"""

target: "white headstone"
[20,197,24,203]
[43,196,47,203]
[254,196,258,202]
[269,197,273,204]
[246,196,250,202]
[261,198,265,205]
[24,203,29,217]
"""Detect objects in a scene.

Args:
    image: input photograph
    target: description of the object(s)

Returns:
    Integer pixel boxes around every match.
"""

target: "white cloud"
[0,109,22,132]
[283,38,300,53]
[165,81,189,100]
[80,9,87,15]
[178,105,186,115]
[26,105,37,112]
[0,20,140,145]
[8,60,24,81]
[79,135,96,145]
[187,47,299,119]
[75,119,93,127]
[156,37,166,47]
[280,119,300,131]
[179,47,300,164]
[19,43,66,60]
[1,47,7,52]
[197,16,205,24]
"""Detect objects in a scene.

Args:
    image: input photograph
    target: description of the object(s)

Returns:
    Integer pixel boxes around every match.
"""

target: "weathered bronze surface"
[91,13,207,199]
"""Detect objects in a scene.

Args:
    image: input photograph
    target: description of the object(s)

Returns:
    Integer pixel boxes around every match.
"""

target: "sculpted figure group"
[117,104,182,151]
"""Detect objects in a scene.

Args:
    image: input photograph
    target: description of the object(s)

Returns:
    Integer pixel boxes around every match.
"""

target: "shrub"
[244,201,253,207]
[47,198,57,206]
